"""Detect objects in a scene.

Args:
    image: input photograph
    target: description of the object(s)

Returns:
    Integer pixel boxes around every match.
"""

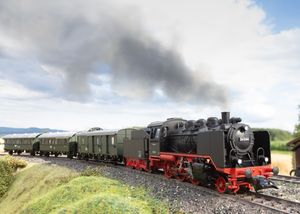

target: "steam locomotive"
[124,112,279,193]
[3,112,279,193]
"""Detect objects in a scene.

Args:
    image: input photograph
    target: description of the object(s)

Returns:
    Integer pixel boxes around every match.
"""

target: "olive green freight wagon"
[38,132,76,157]
[76,128,137,161]
[3,133,41,155]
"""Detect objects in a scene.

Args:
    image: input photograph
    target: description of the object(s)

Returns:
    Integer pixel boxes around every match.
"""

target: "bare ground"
[271,152,293,175]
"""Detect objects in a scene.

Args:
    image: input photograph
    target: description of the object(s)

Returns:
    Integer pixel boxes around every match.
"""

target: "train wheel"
[215,176,228,193]
[8,151,13,155]
[290,169,296,176]
[238,186,250,194]
[164,162,174,179]
[55,153,59,157]
[191,179,200,186]
[176,168,187,182]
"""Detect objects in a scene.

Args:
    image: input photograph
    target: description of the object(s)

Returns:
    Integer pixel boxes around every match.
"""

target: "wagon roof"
[2,133,41,139]
[287,137,300,150]
[76,130,117,136]
[147,121,163,127]
[38,132,76,139]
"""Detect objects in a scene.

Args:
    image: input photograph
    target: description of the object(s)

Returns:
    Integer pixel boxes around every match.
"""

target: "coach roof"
[76,130,117,137]
[38,132,76,139]
[2,133,41,139]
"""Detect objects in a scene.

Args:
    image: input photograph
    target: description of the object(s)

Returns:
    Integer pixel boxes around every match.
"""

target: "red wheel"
[216,176,227,193]
[164,162,174,179]
[191,179,200,186]
[176,168,187,182]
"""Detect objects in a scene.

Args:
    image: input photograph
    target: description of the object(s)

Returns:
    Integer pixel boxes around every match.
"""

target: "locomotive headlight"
[264,157,269,163]
[237,159,242,165]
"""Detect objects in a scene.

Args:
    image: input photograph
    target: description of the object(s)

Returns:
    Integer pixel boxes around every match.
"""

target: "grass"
[0,164,169,214]
[271,150,293,155]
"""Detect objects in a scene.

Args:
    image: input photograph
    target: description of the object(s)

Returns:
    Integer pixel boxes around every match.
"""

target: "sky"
[0,0,299,132]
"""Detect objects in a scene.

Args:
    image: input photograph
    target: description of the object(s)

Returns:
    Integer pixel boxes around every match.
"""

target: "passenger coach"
[38,132,77,158]
[3,133,41,155]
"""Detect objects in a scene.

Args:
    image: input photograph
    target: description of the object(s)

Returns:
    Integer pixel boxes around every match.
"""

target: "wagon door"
[88,136,94,154]
[106,135,109,155]
[108,135,117,156]
[100,136,107,156]
[94,136,101,155]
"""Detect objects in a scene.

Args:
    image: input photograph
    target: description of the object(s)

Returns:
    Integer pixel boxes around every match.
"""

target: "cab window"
[150,128,161,139]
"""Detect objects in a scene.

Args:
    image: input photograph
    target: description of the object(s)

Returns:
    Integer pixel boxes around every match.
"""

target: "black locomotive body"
[155,112,271,169]
[142,112,278,193]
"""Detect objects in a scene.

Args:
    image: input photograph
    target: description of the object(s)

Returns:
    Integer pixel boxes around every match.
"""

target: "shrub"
[271,140,290,151]
[0,160,14,198]
[1,155,27,171]
[0,156,28,198]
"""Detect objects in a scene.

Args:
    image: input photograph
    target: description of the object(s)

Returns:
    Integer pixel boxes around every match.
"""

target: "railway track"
[238,192,300,214]
[271,175,300,185]
[126,166,300,213]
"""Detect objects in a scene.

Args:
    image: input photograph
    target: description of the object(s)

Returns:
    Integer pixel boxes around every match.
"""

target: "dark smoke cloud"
[0,0,227,105]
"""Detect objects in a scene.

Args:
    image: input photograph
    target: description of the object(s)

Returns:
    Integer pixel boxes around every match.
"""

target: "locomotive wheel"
[238,186,250,194]
[290,169,296,176]
[191,179,200,186]
[8,151,13,155]
[164,162,174,179]
[215,176,228,193]
[176,168,187,182]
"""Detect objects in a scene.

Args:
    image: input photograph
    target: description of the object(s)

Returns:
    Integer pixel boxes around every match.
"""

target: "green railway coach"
[38,132,77,158]
[3,133,41,155]
[76,128,137,162]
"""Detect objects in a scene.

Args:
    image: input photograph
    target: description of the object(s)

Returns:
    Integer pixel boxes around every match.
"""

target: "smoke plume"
[0,0,227,105]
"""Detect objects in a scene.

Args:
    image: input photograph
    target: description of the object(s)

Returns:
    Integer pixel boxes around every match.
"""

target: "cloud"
[0,0,299,131]
[0,0,226,105]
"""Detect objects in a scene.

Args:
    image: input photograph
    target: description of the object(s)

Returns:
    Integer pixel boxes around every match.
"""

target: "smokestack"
[222,112,230,124]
